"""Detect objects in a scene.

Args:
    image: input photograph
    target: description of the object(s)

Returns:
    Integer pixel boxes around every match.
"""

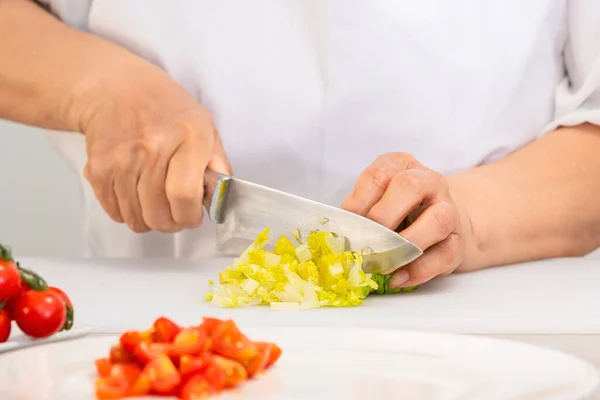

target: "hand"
[78,66,231,233]
[342,153,473,288]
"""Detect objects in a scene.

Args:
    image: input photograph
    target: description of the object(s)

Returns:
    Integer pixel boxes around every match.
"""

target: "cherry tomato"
[0,260,21,303]
[12,290,66,338]
[0,308,11,343]
[4,283,30,320]
[47,287,72,309]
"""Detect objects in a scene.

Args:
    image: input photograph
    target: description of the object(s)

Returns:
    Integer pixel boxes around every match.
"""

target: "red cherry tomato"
[0,260,21,303]
[0,308,11,343]
[47,287,73,309]
[13,290,66,338]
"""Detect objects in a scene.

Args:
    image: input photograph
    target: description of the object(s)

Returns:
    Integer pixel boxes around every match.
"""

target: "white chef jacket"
[39,0,600,259]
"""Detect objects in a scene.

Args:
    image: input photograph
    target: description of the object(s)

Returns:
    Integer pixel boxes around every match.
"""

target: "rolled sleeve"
[544,0,600,133]
[35,0,93,31]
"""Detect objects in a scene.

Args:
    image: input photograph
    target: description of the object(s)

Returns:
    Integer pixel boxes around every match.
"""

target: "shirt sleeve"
[34,0,93,31]
[544,0,600,133]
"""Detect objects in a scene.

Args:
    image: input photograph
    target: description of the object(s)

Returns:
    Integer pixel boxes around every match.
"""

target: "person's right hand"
[76,66,231,233]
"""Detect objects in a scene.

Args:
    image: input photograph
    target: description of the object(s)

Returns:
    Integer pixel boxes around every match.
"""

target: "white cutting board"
[16,252,600,335]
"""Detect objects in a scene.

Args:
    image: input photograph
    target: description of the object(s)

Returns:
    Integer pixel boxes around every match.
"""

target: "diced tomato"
[211,355,247,389]
[95,375,128,399]
[109,345,135,364]
[119,331,146,354]
[133,341,163,364]
[153,317,182,343]
[266,343,282,368]
[180,375,215,400]
[126,374,152,397]
[172,328,210,355]
[244,342,273,378]
[179,354,209,378]
[144,353,182,394]
[199,317,223,336]
[202,363,226,391]
[211,320,257,363]
[95,358,113,378]
[109,362,142,383]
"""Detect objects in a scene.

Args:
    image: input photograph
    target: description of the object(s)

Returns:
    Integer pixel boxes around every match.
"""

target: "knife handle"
[203,169,232,223]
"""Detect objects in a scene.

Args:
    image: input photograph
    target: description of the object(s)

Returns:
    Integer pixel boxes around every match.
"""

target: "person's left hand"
[342,153,473,289]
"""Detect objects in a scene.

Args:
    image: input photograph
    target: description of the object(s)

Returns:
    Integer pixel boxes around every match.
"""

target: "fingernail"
[390,270,410,288]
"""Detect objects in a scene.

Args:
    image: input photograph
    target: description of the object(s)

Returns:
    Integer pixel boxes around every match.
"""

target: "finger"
[400,200,458,251]
[166,135,213,229]
[207,132,233,175]
[138,156,179,233]
[114,171,149,233]
[83,163,123,223]
[341,153,419,216]
[389,233,462,288]
[365,169,438,231]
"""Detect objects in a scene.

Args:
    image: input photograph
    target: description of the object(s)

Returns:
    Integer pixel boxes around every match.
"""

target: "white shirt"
[41,0,600,258]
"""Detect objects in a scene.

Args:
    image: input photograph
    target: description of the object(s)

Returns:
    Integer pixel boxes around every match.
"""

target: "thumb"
[207,132,232,175]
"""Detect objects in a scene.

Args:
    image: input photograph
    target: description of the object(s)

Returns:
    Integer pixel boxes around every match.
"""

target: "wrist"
[58,36,169,133]
[447,171,491,272]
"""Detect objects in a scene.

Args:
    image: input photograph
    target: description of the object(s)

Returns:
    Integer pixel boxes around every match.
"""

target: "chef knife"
[202,170,423,274]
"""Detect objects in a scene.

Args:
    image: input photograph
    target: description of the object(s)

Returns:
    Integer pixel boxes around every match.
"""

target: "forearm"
[449,123,600,271]
[0,0,160,132]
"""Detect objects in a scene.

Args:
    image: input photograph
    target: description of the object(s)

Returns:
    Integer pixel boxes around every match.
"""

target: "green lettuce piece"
[370,272,419,294]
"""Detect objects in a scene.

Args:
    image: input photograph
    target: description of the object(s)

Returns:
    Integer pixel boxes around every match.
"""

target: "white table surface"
[12,253,600,398]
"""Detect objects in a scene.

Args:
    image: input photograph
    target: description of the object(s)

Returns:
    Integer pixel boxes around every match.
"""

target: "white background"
[0,120,83,257]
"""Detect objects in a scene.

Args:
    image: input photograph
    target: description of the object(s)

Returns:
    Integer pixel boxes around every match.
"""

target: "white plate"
[0,326,92,354]
[0,327,597,400]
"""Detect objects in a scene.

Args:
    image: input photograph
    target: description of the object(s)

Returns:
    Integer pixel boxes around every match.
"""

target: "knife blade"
[202,170,423,273]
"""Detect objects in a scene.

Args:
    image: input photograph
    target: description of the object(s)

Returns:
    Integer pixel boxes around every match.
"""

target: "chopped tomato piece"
[126,374,152,397]
[144,353,182,394]
[133,341,164,364]
[95,358,112,378]
[211,355,247,388]
[95,375,128,399]
[244,342,273,378]
[109,345,135,363]
[179,354,209,378]
[211,320,257,363]
[199,317,223,336]
[109,362,142,384]
[180,375,215,400]
[119,331,147,354]
[202,363,226,391]
[266,343,282,368]
[172,328,210,355]
[153,317,182,343]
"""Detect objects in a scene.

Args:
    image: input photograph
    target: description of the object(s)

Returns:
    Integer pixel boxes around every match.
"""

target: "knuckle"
[128,221,150,233]
[387,152,418,167]
[364,165,394,190]
[431,202,456,237]
[394,170,425,194]
[166,181,201,204]
[144,213,179,233]
[84,161,108,183]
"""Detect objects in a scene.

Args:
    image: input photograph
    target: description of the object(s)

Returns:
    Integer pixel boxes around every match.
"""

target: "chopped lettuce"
[206,227,418,310]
